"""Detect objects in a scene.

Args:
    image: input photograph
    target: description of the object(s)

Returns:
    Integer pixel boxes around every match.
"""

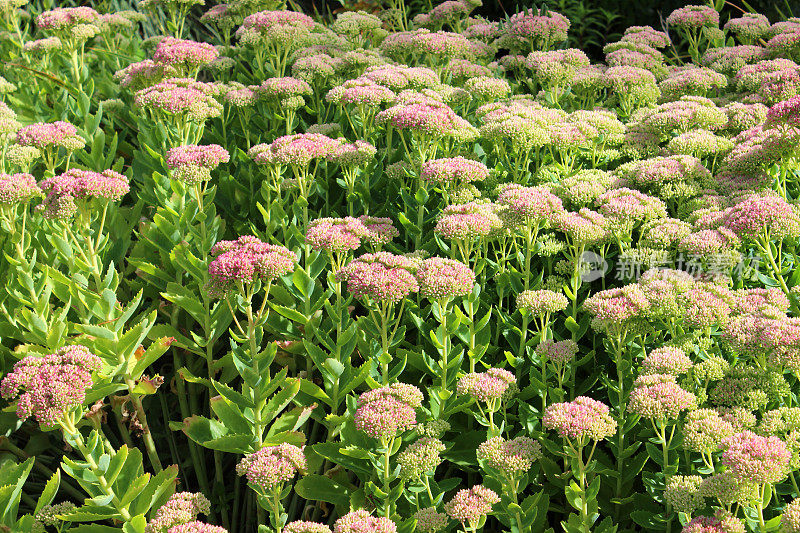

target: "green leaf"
[34,470,60,515]
[294,475,351,507]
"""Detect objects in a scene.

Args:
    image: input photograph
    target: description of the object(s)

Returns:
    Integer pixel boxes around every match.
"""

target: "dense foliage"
[4,1,800,533]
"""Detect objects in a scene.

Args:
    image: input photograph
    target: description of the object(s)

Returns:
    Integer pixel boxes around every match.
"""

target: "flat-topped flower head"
[665,475,704,515]
[497,184,564,225]
[305,217,369,254]
[236,443,307,492]
[337,252,419,303]
[259,77,313,100]
[583,285,650,323]
[642,347,693,376]
[166,522,228,533]
[457,368,517,403]
[435,202,503,241]
[666,5,719,30]
[326,140,377,167]
[505,8,570,52]
[355,384,422,440]
[477,435,541,476]
[0,173,41,205]
[683,409,736,453]
[114,60,179,90]
[723,194,800,240]
[416,257,475,300]
[154,37,219,71]
[358,216,399,247]
[444,485,500,525]
[375,100,477,140]
[720,431,791,484]
[0,345,101,426]
[628,374,697,420]
[413,508,448,533]
[543,396,617,442]
[285,522,332,533]
[516,289,568,315]
[166,144,229,184]
[536,339,579,365]
[326,79,396,107]
[249,133,339,167]
[333,510,396,533]
[135,79,222,121]
[421,157,489,185]
[682,510,745,533]
[236,10,315,47]
[782,497,800,533]
[38,169,129,219]
[146,492,211,533]
[207,236,296,295]
[16,121,85,151]
[397,437,445,480]
[36,6,99,30]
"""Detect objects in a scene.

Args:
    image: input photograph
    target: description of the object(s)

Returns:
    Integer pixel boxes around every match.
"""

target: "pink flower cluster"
[153,37,219,71]
[456,368,516,403]
[415,257,475,300]
[306,217,398,254]
[516,289,569,315]
[0,345,102,426]
[476,435,542,476]
[543,397,617,442]
[421,157,489,185]
[354,384,423,440]
[720,431,791,484]
[722,194,800,240]
[249,133,339,167]
[36,6,99,30]
[166,522,228,533]
[38,169,130,219]
[444,485,500,525]
[506,8,570,50]
[207,236,297,295]
[497,184,564,225]
[166,144,230,184]
[628,374,697,419]
[333,510,396,533]
[236,10,314,46]
[337,252,419,302]
[146,492,211,533]
[681,511,744,533]
[0,173,41,205]
[114,60,179,91]
[16,121,85,151]
[285,521,332,533]
[666,5,719,30]
[375,100,476,140]
[235,443,307,492]
[135,79,222,121]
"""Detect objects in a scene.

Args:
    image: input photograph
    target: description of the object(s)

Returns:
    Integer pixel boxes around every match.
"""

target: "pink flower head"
[236,443,307,491]
[666,5,719,30]
[236,10,314,44]
[444,485,500,525]
[207,236,296,295]
[723,194,800,240]
[516,289,569,315]
[285,522,332,533]
[595,187,667,222]
[497,184,564,225]
[0,346,102,426]
[375,101,476,140]
[0,173,41,205]
[305,217,369,254]
[146,492,211,533]
[154,38,219,71]
[134,79,222,121]
[16,121,85,151]
[354,384,423,440]
[249,133,339,167]
[337,252,419,303]
[114,60,179,90]
[166,522,228,533]
[358,216,399,247]
[333,510,396,533]
[476,435,542,476]
[415,257,475,300]
[543,396,617,442]
[681,510,744,533]
[720,431,791,484]
[583,285,650,322]
[413,508,448,533]
[456,368,516,403]
[259,77,313,100]
[628,374,697,420]
[506,8,570,50]
[166,144,230,184]
[36,7,99,30]
[326,140,377,167]
[536,339,579,365]
[326,79,396,107]
[421,157,489,185]
[38,169,129,219]
[642,347,693,376]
